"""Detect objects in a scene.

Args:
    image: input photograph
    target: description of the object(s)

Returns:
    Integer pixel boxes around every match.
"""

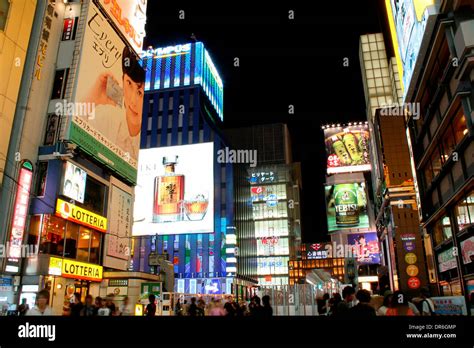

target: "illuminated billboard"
[141,42,224,121]
[324,124,371,174]
[347,232,381,265]
[66,2,145,184]
[61,162,87,203]
[97,0,147,55]
[325,182,369,232]
[133,143,214,235]
[386,0,438,100]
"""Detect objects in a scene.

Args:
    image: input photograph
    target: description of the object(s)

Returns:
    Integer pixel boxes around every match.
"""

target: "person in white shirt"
[82,46,145,164]
[26,290,53,316]
[420,287,435,316]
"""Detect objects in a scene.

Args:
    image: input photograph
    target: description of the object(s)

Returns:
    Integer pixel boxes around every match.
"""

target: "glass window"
[63,221,79,259]
[424,162,433,186]
[455,191,474,231]
[453,111,468,144]
[432,215,452,246]
[77,228,91,262]
[39,215,66,256]
[431,147,442,178]
[28,216,42,247]
[0,0,10,30]
[82,176,106,216]
[50,69,69,100]
[43,114,60,146]
[441,126,456,160]
[89,230,102,264]
[35,162,48,197]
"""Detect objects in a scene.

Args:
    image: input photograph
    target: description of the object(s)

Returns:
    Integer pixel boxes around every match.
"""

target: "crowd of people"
[19,290,135,316]
[317,286,436,317]
[19,286,437,317]
[173,295,273,317]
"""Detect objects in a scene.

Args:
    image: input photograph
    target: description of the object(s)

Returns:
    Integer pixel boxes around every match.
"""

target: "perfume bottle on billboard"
[153,156,185,223]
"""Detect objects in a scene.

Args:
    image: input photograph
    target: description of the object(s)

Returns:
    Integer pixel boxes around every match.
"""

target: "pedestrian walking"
[81,294,95,317]
[97,297,111,316]
[18,298,29,316]
[333,286,355,316]
[93,296,102,316]
[26,290,53,316]
[386,291,415,316]
[145,294,156,316]
[70,293,83,317]
[188,297,198,316]
[261,295,273,317]
[119,296,133,316]
[418,287,436,316]
[377,291,393,316]
[249,295,263,317]
[348,290,376,317]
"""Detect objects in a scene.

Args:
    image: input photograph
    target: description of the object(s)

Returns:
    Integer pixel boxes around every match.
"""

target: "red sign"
[310,243,322,251]
[251,186,265,195]
[407,277,421,289]
[9,163,33,259]
[62,18,75,40]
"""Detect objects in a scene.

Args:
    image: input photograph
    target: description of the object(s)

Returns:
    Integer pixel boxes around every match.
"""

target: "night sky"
[145,0,392,242]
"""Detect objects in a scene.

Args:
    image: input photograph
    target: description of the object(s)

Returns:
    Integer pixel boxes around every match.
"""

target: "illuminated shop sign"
[55,198,107,232]
[49,257,103,282]
[142,44,192,58]
[8,161,33,259]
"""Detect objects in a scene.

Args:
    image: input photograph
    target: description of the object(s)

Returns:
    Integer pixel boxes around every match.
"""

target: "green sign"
[140,282,162,300]
[69,122,137,184]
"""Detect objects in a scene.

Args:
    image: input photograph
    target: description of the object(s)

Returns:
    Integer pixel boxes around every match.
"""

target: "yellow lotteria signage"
[56,198,107,232]
[49,257,103,282]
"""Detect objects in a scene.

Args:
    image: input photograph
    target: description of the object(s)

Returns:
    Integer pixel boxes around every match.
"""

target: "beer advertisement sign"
[325,182,370,232]
[324,124,371,174]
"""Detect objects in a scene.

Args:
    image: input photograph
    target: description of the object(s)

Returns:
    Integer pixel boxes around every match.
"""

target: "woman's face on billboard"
[123,74,144,137]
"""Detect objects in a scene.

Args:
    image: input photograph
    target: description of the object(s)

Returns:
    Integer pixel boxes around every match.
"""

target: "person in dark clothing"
[106,294,116,316]
[249,295,263,317]
[70,293,84,317]
[18,298,29,316]
[188,297,198,316]
[93,296,101,316]
[145,294,156,316]
[224,296,236,316]
[333,286,355,317]
[261,295,273,317]
[318,293,330,315]
[328,293,342,316]
[81,294,95,317]
[349,290,376,317]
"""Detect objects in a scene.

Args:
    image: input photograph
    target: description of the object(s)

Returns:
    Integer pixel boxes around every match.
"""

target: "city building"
[132,42,242,296]
[321,122,381,292]
[226,124,302,287]
[359,32,430,295]
[386,0,474,302]
[0,0,153,313]
[0,0,38,304]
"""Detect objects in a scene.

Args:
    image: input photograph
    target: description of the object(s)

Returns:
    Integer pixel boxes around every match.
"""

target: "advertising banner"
[133,143,214,235]
[107,185,132,260]
[68,3,145,184]
[61,162,87,203]
[460,236,474,265]
[324,124,370,174]
[432,296,468,316]
[325,182,369,232]
[97,0,147,55]
[347,232,381,265]
[387,0,438,99]
[437,248,457,273]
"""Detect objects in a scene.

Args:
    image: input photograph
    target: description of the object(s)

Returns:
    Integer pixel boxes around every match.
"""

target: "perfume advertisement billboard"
[66,2,145,184]
[347,232,381,265]
[324,124,371,174]
[325,182,370,232]
[133,142,214,235]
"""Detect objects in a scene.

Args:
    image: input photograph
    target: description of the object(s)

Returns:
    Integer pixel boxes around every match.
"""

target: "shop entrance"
[73,280,90,303]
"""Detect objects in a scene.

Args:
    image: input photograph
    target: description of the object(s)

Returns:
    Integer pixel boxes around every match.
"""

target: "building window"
[432,215,452,246]
[43,114,60,145]
[50,69,69,100]
[82,176,107,216]
[430,147,442,178]
[455,191,474,232]
[77,228,91,262]
[35,162,48,197]
[0,0,10,31]
[39,215,66,256]
[453,111,468,143]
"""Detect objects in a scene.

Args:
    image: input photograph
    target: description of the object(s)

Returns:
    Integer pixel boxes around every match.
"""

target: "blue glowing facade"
[141,42,224,121]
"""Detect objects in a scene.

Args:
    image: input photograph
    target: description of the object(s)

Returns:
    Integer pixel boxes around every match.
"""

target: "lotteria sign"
[55,199,107,232]
[142,44,192,58]
[49,257,103,282]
